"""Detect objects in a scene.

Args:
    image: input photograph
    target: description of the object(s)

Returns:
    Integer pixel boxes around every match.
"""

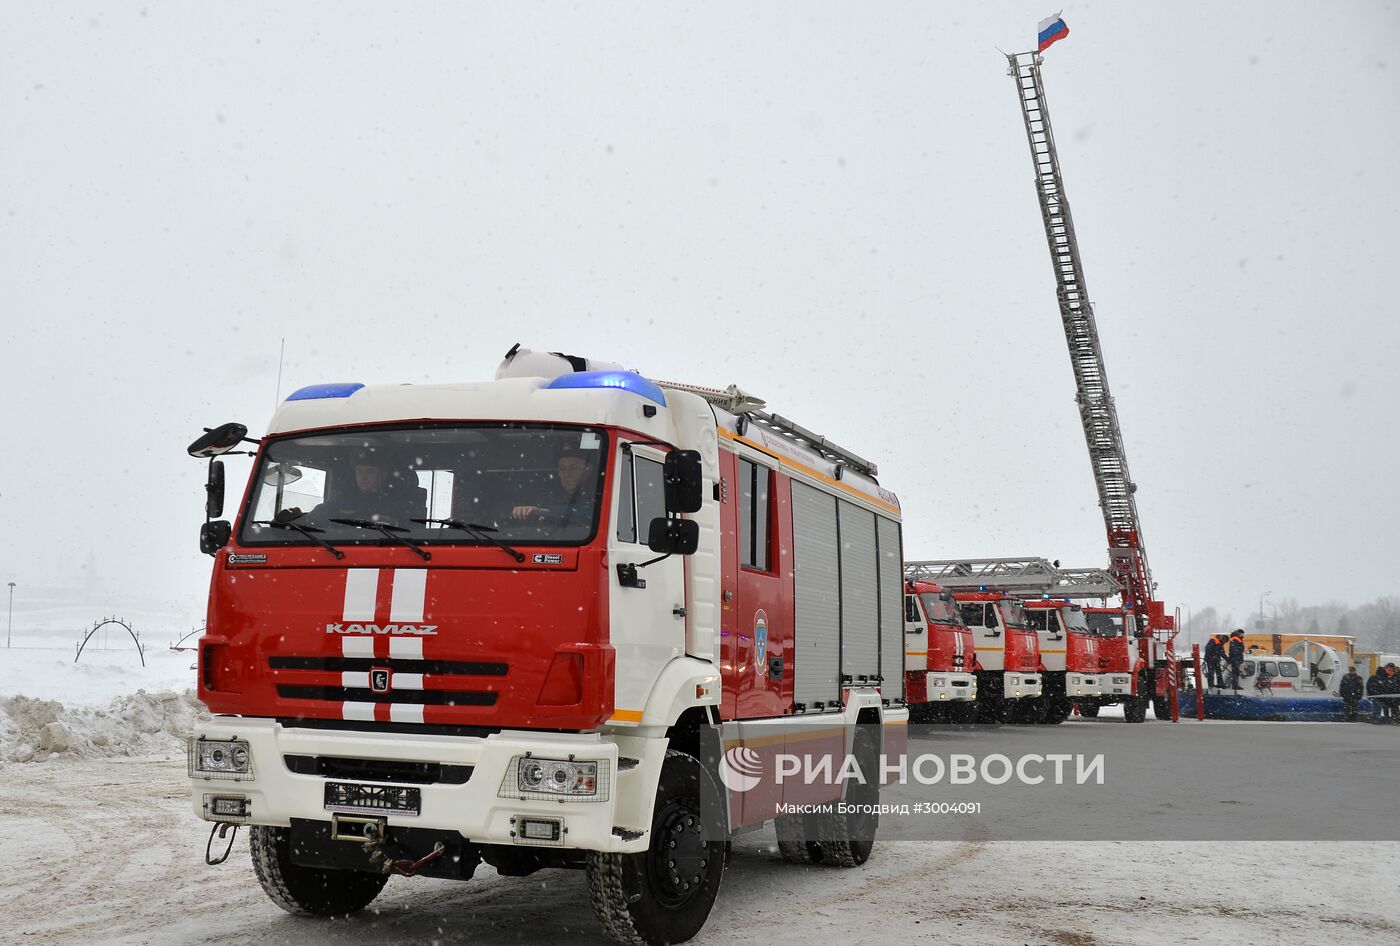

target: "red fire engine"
[902,579,978,722]
[1023,599,1101,723]
[185,347,908,946]
[940,588,1042,722]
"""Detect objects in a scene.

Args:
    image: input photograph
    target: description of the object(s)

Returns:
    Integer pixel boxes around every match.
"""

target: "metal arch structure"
[171,622,206,653]
[904,557,1121,599]
[1005,50,1172,633]
[74,616,146,667]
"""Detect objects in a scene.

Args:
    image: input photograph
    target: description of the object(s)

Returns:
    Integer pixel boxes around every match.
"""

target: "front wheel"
[1078,701,1101,718]
[587,750,726,946]
[1152,696,1172,720]
[249,825,388,917]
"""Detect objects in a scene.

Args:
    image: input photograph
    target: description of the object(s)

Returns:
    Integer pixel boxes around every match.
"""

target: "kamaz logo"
[325,623,438,636]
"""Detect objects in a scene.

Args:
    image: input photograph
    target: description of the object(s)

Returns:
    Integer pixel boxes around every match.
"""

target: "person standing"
[1227,629,1246,691]
[1204,634,1226,689]
[1339,667,1364,722]
[1380,664,1400,724]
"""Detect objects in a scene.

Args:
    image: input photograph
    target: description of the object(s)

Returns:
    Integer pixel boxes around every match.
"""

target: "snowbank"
[1,689,206,764]
[0,646,196,706]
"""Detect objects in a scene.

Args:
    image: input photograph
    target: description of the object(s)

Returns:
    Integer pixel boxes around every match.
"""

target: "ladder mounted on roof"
[904,557,1121,599]
[655,379,880,478]
[1006,51,1163,625]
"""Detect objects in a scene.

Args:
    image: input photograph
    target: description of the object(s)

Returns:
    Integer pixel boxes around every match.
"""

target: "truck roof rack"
[654,379,880,478]
[904,557,1121,599]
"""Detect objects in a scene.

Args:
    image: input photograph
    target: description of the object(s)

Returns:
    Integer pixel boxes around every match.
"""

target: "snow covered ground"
[2,646,1398,945]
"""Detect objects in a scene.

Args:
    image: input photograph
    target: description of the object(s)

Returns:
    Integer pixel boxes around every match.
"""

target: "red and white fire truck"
[1082,605,1173,722]
[1022,599,1101,723]
[948,589,1042,722]
[902,579,978,722]
[186,347,908,945]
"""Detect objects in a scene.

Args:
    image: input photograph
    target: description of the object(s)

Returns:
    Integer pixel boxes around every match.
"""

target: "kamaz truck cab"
[1023,599,1101,723]
[903,580,978,722]
[951,590,1042,722]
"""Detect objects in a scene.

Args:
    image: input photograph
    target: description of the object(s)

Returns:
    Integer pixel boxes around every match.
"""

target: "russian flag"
[1038,13,1069,52]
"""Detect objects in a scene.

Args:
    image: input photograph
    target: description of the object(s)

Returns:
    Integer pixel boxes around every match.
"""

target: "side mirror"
[200,520,232,555]
[663,450,704,514]
[188,422,249,458]
[647,516,699,556]
[205,460,226,519]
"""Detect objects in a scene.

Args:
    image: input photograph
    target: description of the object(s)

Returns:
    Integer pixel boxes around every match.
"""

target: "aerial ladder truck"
[1004,50,1179,719]
[905,558,1126,722]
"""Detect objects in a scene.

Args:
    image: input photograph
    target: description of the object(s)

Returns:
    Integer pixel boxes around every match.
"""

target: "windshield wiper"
[254,517,345,560]
[330,518,431,561]
[412,518,525,563]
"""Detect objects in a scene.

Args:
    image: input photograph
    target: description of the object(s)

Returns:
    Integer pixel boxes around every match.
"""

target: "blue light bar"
[286,382,365,401]
[546,371,667,407]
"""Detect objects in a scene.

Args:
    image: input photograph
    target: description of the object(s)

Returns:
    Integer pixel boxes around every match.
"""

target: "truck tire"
[587,750,726,946]
[1123,695,1149,723]
[249,825,388,917]
[1078,702,1100,718]
[774,813,822,864]
[810,726,880,868]
[949,702,980,727]
[1152,696,1172,720]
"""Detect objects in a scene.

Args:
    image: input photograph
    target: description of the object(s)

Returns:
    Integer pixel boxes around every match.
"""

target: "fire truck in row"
[186,347,907,946]
[903,558,1172,723]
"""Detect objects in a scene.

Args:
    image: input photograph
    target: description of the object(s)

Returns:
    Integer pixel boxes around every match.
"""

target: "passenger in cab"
[324,460,426,525]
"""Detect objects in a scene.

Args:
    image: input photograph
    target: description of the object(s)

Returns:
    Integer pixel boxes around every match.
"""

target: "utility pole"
[6,582,14,649]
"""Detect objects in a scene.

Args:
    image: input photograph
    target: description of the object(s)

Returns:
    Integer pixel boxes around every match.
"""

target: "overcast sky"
[2,2,1397,634]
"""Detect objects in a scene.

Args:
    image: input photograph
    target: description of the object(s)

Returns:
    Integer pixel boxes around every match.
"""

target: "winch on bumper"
[189,717,664,854]
[1004,672,1041,699]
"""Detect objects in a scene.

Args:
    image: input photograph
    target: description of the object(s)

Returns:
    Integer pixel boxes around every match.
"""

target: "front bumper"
[924,671,978,703]
[1067,673,1102,698]
[1101,674,1134,697]
[1004,672,1042,699]
[189,717,664,854]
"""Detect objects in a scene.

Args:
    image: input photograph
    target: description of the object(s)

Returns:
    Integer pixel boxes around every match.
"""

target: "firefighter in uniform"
[1226,629,1246,691]
[1204,634,1226,689]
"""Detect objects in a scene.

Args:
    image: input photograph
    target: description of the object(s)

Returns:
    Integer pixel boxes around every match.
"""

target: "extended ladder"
[905,557,1121,599]
[1007,51,1158,620]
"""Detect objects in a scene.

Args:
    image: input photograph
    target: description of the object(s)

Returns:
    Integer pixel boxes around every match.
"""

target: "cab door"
[728,451,790,720]
[608,442,687,720]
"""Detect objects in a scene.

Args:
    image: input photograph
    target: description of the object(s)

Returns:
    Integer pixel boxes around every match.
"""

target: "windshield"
[919,593,964,626]
[1085,611,1125,637]
[998,599,1029,629]
[1061,606,1089,633]
[239,424,608,547]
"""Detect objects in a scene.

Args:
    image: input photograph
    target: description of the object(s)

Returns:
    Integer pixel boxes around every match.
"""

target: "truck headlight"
[189,737,252,778]
[504,756,603,798]
[931,677,946,687]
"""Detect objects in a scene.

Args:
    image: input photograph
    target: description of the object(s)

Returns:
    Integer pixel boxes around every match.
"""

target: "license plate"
[324,781,421,816]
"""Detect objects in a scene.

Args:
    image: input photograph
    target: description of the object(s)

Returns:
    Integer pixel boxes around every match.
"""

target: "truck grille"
[284,753,473,785]
[269,655,506,707]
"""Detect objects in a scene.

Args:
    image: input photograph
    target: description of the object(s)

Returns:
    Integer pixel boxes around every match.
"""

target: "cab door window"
[738,457,772,571]
[616,449,666,544]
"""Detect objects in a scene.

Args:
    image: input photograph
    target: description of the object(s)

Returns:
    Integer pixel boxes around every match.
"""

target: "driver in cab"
[512,449,594,530]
